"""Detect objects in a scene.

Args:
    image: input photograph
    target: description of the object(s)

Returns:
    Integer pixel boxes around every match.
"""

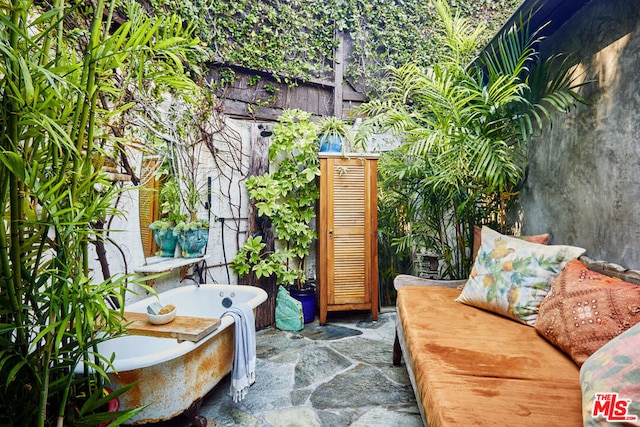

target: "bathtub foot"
[184,399,207,427]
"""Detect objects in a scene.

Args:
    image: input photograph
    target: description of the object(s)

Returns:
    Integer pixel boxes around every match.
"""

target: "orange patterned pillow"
[472,225,549,261]
[535,259,640,366]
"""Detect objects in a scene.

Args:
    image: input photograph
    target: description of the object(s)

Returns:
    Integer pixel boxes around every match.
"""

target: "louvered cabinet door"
[318,154,378,325]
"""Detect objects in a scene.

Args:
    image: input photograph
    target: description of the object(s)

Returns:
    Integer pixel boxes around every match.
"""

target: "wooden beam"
[247,124,277,329]
[333,31,345,118]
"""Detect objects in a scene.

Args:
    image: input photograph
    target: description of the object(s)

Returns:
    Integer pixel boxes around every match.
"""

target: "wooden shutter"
[331,161,367,304]
[139,159,160,258]
[318,154,379,324]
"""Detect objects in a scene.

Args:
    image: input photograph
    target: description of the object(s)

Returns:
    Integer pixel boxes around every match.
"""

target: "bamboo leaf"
[155,36,187,50]
[30,7,62,27]
[0,151,25,180]
[5,360,28,389]
[19,58,34,105]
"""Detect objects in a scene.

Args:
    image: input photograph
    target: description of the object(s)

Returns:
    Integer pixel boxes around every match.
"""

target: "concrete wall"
[518,0,640,269]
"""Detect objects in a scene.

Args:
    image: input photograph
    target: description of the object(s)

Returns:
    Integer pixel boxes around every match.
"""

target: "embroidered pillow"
[472,225,549,261]
[456,226,585,326]
[535,259,640,366]
[580,322,640,425]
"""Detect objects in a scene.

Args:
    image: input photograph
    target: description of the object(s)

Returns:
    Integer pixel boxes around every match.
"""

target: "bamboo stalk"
[6,0,26,351]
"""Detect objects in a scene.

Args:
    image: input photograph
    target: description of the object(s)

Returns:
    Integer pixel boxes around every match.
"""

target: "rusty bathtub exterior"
[97,284,266,424]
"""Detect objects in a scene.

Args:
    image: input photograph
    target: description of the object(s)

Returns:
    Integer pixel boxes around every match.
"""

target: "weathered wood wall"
[206,32,366,122]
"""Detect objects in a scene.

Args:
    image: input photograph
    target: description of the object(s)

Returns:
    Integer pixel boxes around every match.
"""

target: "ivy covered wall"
[146,0,522,113]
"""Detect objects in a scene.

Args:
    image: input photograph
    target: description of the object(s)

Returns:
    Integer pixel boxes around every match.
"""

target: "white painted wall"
[88,117,254,305]
[89,113,385,306]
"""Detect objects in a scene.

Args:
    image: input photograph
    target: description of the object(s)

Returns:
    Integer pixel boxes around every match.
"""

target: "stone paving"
[154,308,422,426]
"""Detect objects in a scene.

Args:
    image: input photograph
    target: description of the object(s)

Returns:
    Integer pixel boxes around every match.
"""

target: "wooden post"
[246,124,276,329]
[333,30,345,118]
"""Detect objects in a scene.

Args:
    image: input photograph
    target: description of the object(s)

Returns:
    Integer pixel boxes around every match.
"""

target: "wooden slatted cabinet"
[318,153,379,325]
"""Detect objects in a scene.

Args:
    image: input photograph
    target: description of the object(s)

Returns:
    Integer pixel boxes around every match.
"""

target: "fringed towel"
[222,303,256,403]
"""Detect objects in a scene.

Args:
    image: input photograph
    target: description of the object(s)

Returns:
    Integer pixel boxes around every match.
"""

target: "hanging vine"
[146,0,340,81]
[144,0,522,98]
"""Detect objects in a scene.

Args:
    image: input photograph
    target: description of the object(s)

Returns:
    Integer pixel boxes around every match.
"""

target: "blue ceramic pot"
[177,228,208,258]
[153,227,177,257]
[289,285,317,323]
[319,134,343,152]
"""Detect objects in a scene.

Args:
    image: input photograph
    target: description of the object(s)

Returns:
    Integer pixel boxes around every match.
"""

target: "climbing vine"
[147,0,340,81]
[144,0,521,97]
[341,0,521,96]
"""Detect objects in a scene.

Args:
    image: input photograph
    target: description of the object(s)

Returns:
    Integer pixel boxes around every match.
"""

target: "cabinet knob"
[329,229,333,239]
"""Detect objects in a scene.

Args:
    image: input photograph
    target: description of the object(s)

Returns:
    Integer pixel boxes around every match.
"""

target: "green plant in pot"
[172,140,210,259]
[231,109,319,321]
[317,115,353,153]
[145,99,213,259]
[149,175,184,257]
[174,218,210,258]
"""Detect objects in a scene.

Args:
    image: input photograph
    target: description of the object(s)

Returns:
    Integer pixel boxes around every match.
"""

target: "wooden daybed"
[393,254,640,426]
[393,276,581,426]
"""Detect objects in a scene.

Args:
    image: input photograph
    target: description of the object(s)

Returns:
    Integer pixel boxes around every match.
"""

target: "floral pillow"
[580,322,640,425]
[472,225,549,261]
[535,259,640,366]
[456,226,585,326]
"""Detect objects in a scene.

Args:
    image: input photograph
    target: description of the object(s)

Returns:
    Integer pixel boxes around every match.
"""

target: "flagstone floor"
[150,308,422,427]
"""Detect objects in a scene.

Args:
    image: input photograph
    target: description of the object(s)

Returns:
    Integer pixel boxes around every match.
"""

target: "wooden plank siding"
[206,32,367,121]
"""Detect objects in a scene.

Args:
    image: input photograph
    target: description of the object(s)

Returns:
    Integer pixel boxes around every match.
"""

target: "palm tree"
[359,0,587,278]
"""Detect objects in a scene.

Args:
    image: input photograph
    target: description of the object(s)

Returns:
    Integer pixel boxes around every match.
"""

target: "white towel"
[223,303,256,402]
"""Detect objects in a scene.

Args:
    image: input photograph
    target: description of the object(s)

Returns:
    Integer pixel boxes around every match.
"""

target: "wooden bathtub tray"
[122,312,221,342]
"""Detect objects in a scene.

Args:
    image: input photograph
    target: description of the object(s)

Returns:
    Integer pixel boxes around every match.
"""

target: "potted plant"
[148,174,184,257]
[172,142,210,258]
[146,101,212,259]
[174,218,210,258]
[317,116,353,153]
[231,109,319,322]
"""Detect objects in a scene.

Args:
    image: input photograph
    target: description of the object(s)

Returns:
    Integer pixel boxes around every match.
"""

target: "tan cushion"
[535,259,640,366]
[397,285,582,426]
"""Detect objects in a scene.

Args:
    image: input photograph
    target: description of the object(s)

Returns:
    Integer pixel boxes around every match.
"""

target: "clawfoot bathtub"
[95,284,267,425]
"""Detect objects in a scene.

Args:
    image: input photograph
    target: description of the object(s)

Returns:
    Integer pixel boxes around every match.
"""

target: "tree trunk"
[246,124,276,330]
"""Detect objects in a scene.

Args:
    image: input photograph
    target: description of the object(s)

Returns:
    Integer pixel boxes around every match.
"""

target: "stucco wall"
[88,118,254,305]
[518,0,640,268]
[89,117,327,306]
